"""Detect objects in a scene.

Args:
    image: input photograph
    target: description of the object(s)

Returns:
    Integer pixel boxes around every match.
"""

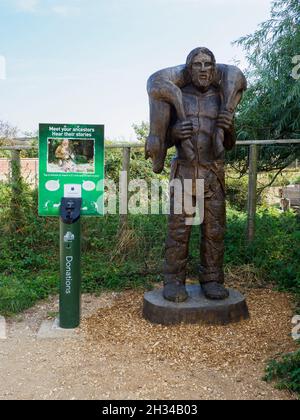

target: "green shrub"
[264,350,300,395]
[226,176,269,211]
[226,176,249,211]
[226,207,300,297]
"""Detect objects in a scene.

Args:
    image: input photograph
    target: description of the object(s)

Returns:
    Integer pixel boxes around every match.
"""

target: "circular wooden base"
[143,285,249,325]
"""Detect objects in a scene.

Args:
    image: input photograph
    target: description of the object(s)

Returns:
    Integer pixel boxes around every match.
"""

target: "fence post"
[9,149,23,231]
[120,147,131,227]
[247,144,258,242]
[10,149,22,204]
[35,158,38,189]
[10,149,21,185]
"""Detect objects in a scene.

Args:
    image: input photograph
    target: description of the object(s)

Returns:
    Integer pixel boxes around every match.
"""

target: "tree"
[0,120,18,140]
[227,0,300,176]
[0,120,19,157]
[132,121,149,143]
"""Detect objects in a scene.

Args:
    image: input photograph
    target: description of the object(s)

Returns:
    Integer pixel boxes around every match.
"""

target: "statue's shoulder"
[147,63,247,92]
[147,65,188,90]
[215,64,247,90]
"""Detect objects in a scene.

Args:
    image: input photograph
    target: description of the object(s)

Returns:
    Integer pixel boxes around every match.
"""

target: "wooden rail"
[1,138,300,150]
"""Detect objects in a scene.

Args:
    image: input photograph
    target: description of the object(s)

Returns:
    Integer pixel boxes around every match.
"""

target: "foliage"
[0,120,18,141]
[225,169,300,210]
[264,350,300,395]
[0,120,18,158]
[225,207,300,298]
[259,169,300,187]
[225,175,259,211]
[0,179,299,315]
[290,174,300,185]
[20,138,38,158]
[228,0,300,175]
[132,121,149,143]
[105,123,173,187]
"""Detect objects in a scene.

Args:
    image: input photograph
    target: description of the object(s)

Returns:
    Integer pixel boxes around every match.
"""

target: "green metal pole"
[59,200,82,329]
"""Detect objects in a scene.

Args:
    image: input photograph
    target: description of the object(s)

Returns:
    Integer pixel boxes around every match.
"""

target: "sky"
[0,0,273,141]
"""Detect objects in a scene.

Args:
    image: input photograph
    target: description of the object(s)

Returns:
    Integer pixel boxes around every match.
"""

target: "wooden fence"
[1,138,300,241]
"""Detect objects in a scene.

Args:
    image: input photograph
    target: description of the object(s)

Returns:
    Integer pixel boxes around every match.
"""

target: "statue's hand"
[217,111,234,132]
[171,120,193,142]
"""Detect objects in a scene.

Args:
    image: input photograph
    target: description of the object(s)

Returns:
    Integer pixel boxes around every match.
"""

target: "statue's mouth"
[199,73,208,80]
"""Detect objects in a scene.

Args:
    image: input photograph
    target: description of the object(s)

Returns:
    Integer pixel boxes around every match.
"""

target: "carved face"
[190,53,215,89]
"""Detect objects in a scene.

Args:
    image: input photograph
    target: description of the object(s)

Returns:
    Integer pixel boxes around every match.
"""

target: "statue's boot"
[201,282,229,300]
[163,280,188,303]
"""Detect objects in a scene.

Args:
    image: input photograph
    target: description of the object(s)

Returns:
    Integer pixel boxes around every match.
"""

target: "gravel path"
[0,288,298,400]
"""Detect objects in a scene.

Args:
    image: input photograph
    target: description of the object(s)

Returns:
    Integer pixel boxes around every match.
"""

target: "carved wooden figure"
[147,48,247,302]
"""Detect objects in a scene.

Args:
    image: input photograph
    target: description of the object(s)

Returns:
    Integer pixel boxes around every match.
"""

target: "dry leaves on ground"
[82,285,297,370]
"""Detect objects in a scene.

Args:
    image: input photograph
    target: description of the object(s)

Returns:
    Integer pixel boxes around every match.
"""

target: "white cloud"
[14,0,83,16]
[0,56,6,80]
[15,0,39,12]
[52,5,81,16]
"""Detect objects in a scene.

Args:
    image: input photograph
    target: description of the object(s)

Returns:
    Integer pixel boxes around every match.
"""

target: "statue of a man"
[147,47,246,303]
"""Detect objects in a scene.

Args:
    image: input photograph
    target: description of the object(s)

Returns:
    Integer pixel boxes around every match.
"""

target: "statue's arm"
[223,125,236,151]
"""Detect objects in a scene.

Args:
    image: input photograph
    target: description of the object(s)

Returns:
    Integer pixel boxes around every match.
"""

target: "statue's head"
[186,47,216,90]
[62,139,70,147]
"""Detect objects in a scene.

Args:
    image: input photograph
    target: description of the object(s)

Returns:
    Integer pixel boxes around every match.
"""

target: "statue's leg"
[163,212,192,303]
[163,163,194,302]
[200,174,229,300]
[146,99,171,174]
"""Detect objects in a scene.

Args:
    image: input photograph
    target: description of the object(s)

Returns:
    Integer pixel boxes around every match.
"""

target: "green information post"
[39,123,104,329]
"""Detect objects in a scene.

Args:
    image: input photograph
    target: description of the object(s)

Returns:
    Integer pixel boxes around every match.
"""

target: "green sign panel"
[39,123,104,217]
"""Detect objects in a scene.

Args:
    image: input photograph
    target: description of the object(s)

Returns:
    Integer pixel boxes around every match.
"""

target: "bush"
[226,207,300,296]
[226,176,249,211]
[226,175,268,211]
[264,350,300,395]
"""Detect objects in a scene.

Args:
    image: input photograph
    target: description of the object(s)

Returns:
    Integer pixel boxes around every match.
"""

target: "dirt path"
[0,287,298,400]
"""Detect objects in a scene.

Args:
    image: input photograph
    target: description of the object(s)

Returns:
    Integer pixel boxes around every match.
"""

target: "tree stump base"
[143,285,249,325]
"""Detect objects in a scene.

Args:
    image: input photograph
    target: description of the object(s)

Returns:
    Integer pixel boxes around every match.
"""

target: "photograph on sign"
[47,138,95,174]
